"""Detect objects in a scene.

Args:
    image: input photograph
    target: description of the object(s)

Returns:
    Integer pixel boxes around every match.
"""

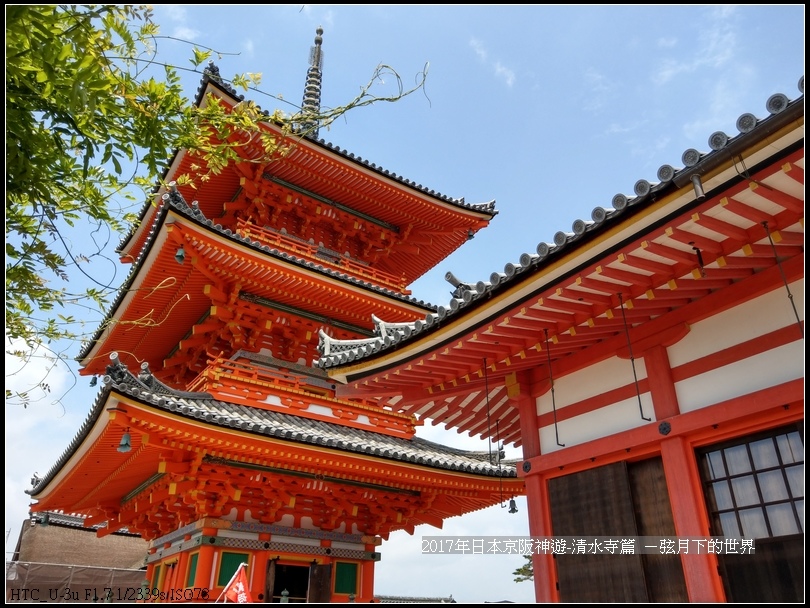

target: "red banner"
[222,563,253,603]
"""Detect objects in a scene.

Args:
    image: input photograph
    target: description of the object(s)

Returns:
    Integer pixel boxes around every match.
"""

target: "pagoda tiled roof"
[27,511,141,537]
[117,64,496,256]
[196,64,497,213]
[316,81,805,370]
[79,185,439,363]
[30,353,516,497]
[375,595,457,603]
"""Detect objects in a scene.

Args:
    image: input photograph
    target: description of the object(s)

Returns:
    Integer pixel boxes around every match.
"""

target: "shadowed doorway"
[265,560,332,603]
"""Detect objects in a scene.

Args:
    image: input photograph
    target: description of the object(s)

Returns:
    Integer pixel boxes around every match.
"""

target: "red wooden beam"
[691,212,751,242]
[748,181,803,213]
[617,253,675,276]
[720,195,775,225]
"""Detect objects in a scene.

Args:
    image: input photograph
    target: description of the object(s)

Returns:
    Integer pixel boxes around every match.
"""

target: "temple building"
[25,30,524,602]
[317,79,805,602]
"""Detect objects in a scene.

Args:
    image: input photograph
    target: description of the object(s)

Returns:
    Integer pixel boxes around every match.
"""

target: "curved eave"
[81,204,440,378]
[200,78,496,217]
[120,80,496,285]
[319,101,804,447]
[29,366,520,514]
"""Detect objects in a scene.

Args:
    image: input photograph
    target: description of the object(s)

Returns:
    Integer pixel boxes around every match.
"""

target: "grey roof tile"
[30,354,515,496]
[316,83,805,369]
[80,185,439,362]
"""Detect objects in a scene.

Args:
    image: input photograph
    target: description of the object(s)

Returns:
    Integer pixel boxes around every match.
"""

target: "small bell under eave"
[117,430,132,453]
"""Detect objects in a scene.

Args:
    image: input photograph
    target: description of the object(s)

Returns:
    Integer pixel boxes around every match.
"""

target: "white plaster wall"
[676,341,805,413]
[537,355,652,453]
[278,514,296,527]
[535,280,803,452]
[218,529,264,540]
[331,541,366,551]
[271,535,321,547]
[307,403,336,417]
[667,279,803,367]
[540,394,654,454]
[669,280,804,412]
[537,355,648,414]
[259,393,283,406]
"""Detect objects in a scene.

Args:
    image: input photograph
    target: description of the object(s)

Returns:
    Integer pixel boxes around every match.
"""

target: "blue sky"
[5,5,805,602]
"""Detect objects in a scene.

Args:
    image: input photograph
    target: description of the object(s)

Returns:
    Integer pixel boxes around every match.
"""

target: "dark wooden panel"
[308,562,333,603]
[549,461,649,602]
[264,559,276,603]
[719,535,804,602]
[628,457,689,602]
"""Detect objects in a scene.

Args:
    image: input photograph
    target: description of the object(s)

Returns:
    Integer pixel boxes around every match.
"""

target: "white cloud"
[653,58,689,86]
[651,134,672,154]
[681,64,759,144]
[494,62,516,88]
[5,340,90,556]
[604,122,637,136]
[319,10,335,29]
[160,6,198,41]
[582,68,616,113]
[470,38,488,62]
[375,497,534,602]
[172,26,200,42]
[242,38,255,60]
[709,4,738,20]
[657,36,677,48]
[651,7,738,85]
[469,38,516,88]
[302,7,335,29]
[164,6,188,21]
[697,18,736,69]
[6,339,73,408]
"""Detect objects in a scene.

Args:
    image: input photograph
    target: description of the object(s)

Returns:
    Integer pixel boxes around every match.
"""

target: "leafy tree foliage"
[513,555,533,583]
[6,5,427,406]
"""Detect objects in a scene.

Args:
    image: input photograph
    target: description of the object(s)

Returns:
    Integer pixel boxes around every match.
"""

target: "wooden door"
[308,563,332,603]
[549,461,649,602]
[628,457,688,602]
[264,559,276,603]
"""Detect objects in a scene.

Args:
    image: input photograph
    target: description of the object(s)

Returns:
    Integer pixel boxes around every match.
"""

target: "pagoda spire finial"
[299,26,324,138]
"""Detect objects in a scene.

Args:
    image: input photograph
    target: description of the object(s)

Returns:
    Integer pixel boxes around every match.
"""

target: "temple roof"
[311,80,805,448]
[375,595,457,603]
[118,46,498,262]
[191,62,497,215]
[315,82,805,371]
[27,511,141,538]
[30,353,517,499]
[77,185,439,371]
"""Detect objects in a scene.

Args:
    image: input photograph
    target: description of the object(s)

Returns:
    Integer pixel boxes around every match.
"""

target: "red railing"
[235,220,410,294]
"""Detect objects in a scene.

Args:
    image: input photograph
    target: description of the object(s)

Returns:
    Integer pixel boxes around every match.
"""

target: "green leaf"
[5,4,427,410]
[57,43,73,61]
[191,47,211,67]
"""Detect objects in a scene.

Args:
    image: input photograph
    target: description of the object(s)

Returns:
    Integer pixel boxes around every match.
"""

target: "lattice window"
[699,426,804,539]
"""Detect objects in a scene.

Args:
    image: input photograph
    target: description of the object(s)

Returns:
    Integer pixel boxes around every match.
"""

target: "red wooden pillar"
[360,550,376,601]
[526,474,556,603]
[645,342,724,601]
[660,437,726,602]
[193,527,218,591]
[253,533,271,602]
[174,547,190,591]
[643,344,680,419]
[145,547,158,591]
[161,542,173,594]
[512,372,556,603]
